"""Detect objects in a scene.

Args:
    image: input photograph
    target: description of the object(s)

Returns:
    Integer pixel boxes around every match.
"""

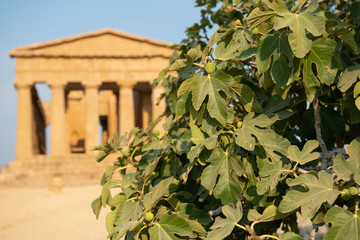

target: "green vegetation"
[92,0,360,239]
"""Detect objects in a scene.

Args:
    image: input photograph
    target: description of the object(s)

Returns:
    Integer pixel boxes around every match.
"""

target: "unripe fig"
[235,19,241,25]
[145,212,154,221]
[319,2,327,10]
[341,189,351,200]
[349,186,358,196]
[237,121,243,128]
[251,27,259,35]
[205,63,216,74]
[123,149,131,157]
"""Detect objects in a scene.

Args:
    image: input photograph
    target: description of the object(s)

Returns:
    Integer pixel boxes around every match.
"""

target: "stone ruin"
[0,28,175,185]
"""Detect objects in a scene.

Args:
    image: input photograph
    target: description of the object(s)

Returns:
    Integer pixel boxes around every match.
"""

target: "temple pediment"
[9,28,175,58]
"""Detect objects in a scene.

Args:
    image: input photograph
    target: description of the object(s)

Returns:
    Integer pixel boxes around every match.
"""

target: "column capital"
[117,82,135,88]
[82,81,102,89]
[48,81,67,89]
[13,81,33,89]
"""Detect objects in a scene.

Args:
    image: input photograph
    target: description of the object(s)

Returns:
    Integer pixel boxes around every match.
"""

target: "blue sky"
[0,1,201,166]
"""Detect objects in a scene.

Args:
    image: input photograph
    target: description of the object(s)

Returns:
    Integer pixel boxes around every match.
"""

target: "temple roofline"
[9,28,176,58]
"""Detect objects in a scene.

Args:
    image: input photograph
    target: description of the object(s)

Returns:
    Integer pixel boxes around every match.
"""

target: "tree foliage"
[92,0,360,239]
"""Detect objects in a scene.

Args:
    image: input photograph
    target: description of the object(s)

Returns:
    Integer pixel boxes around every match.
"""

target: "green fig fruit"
[341,189,351,200]
[251,27,259,35]
[123,149,131,157]
[145,212,154,221]
[205,63,216,74]
[349,186,358,196]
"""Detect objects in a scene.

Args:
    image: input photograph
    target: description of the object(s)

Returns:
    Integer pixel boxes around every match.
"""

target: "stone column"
[108,93,117,138]
[142,92,152,129]
[14,82,33,161]
[118,83,135,136]
[152,86,166,133]
[133,90,142,128]
[84,81,100,152]
[50,82,67,156]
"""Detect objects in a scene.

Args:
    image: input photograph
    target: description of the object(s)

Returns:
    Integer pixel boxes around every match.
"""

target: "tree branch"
[313,93,330,170]
[243,60,257,68]
[350,56,360,62]
[208,206,223,217]
[309,225,319,240]
[296,160,334,174]
[320,148,347,159]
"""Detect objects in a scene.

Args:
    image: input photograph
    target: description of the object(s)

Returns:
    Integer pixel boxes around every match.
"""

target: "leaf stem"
[126,196,140,202]
[250,221,258,230]
[226,123,237,131]
[355,200,359,217]
[289,97,306,108]
[235,223,247,231]
[130,146,138,160]
[114,165,133,173]
[135,225,147,239]
[114,148,137,168]
[259,234,280,240]
[222,130,234,134]
[193,62,204,68]
[293,0,307,14]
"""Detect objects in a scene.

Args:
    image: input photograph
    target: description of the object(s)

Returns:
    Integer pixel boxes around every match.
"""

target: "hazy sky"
[0,1,201,166]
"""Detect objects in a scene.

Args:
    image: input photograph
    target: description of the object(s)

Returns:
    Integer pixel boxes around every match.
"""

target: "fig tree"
[205,62,216,74]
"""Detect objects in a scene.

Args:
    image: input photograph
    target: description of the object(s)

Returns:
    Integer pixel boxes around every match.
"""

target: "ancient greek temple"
[3,28,174,184]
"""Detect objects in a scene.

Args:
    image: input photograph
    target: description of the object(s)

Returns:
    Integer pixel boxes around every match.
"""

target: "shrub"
[92,1,360,239]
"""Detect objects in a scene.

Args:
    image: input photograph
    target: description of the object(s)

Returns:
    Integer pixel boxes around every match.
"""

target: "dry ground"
[0,184,110,240]
[0,184,328,240]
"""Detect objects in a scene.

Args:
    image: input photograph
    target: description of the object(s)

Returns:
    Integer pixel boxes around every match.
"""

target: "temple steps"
[0,154,119,186]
